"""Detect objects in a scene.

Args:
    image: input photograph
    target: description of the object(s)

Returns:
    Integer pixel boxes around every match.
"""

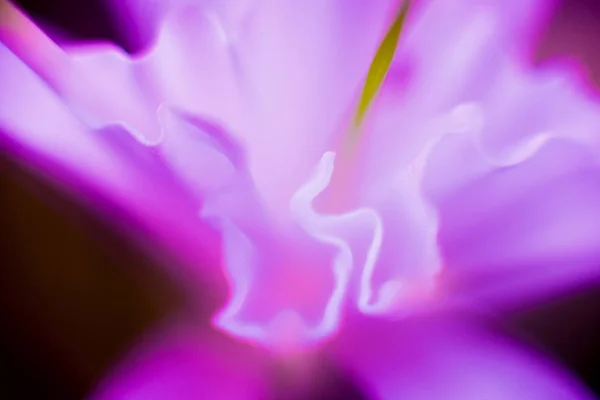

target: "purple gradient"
[1,0,599,398]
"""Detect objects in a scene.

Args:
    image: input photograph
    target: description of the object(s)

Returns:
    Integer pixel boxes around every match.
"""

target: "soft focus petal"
[332,313,596,400]
[1,1,247,144]
[4,0,398,215]
[0,42,164,222]
[357,0,559,189]
[332,0,563,316]
[0,3,389,346]
[345,0,600,312]
[226,0,396,214]
[106,0,198,48]
[434,132,600,306]
[109,0,401,215]
[351,133,442,316]
[422,63,600,305]
[398,0,557,109]
[0,40,251,294]
[212,152,382,347]
[106,0,239,49]
[4,0,600,353]
[89,323,268,400]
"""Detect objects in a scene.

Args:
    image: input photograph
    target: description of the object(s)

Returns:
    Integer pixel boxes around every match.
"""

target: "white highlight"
[214,151,383,346]
[289,151,382,338]
[358,124,442,314]
[213,220,265,342]
[447,101,556,168]
[357,100,556,315]
[214,102,560,344]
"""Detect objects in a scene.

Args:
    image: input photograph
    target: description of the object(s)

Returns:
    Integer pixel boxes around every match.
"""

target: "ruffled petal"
[4,0,399,215]
[353,132,442,316]
[211,152,382,348]
[356,0,559,189]
[434,135,600,306]
[1,1,246,143]
[350,0,600,311]
[0,40,254,292]
[422,63,600,306]
[332,313,595,400]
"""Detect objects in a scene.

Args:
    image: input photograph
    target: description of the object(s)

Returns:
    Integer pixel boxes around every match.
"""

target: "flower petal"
[354,134,442,316]
[212,152,381,347]
[0,40,247,292]
[66,4,243,143]
[351,0,600,310]
[0,42,143,206]
[332,313,595,400]
[396,0,556,111]
[89,323,268,400]
[356,0,558,188]
[423,64,600,306]
[221,0,397,214]
[434,136,600,306]
[5,1,399,216]
[1,1,246,143]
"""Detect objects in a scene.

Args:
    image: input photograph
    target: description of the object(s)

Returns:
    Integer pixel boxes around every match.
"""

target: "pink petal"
[62,5,243,143]
[0,41,249,292]
[357,0,560,188]
[434,135,600,306]
[349,0,600,311]
[5,1,399,215]
[224,0,396,213]
[399,0,558,108]
[0,42,150,210]
[1,2,246,143]
[332,313,595,400]
[89,323,269,400]
[212,152,381,347]
[422,63,600,306]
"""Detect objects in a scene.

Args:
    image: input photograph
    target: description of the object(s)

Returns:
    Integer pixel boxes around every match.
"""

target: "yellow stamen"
[351,0,412,137]
[327,1,412,212]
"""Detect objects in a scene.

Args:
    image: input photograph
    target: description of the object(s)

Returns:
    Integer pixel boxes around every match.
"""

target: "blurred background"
[1,0,600,398]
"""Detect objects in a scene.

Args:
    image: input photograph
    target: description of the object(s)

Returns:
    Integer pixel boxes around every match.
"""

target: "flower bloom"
[1,0,600,398]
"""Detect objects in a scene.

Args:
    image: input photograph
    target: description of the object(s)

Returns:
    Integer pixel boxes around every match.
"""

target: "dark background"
[1,0,599,398]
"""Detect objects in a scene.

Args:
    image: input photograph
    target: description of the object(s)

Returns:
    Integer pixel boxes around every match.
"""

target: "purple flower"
[1,0,599,398]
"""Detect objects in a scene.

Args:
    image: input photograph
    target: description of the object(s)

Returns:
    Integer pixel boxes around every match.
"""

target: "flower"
[1,0,599,398]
